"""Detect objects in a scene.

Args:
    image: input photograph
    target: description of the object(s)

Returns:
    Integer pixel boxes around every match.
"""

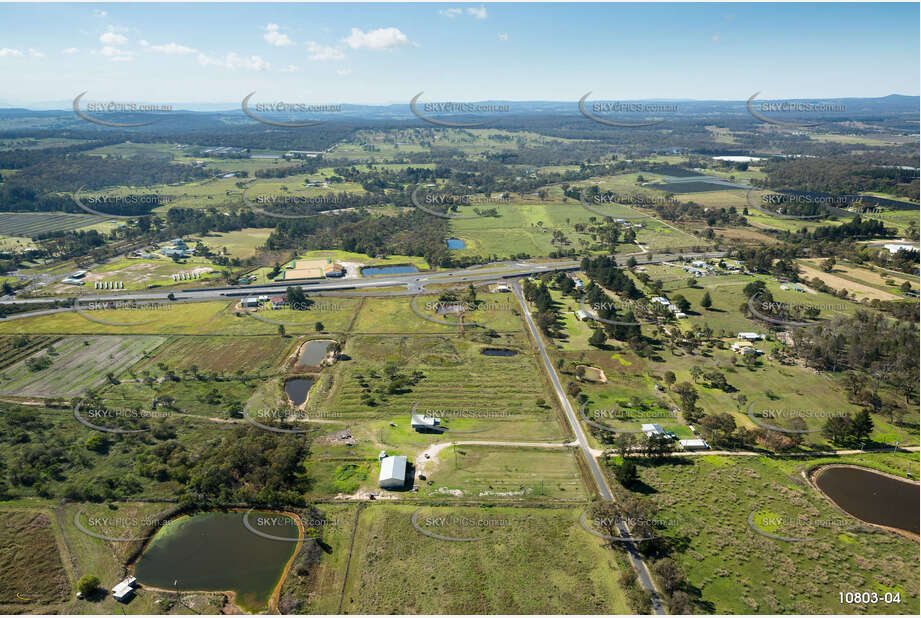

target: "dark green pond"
[285,377,314,406]
[816,466,919,535]
[134,511,299,611]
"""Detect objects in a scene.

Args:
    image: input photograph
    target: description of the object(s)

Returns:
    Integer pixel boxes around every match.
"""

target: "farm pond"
[815,466,919,535]
[134,510,300,612]
[298,339,335,366]
[284,377,315,406]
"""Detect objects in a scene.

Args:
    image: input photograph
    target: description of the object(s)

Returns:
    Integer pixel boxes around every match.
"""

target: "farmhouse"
[641,423,666,437]
[731,341,761,356]
[378,455,408,489]
[494,282,511,293]
[411,413,441,432]
[270,296,287,309]
[737,332,765,341]
[575,309,590,321]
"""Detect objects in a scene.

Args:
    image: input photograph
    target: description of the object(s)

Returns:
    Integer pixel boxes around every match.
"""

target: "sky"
[0,2,918,106]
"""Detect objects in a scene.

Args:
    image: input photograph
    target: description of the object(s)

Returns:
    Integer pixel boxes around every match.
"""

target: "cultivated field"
[0,335,165,398]
[0,212,110,237]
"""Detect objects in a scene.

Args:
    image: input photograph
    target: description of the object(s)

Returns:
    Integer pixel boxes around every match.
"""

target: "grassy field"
[798,258,917,300]
[339,504,630,614]
[187,227,273,258]
[444,183,701,257]
[0,299,358,335]
[349,291,522,334]
[0,335,165,398]
[421,444,587,500]
[631,454,920,614]
[0,508,70,607]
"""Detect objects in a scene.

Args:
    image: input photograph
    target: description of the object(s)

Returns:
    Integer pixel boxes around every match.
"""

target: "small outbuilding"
[641,423,666,437]
[111,577,137,603]
[378,455,407,489]
[680,438,709,451]
[411,413,441,432]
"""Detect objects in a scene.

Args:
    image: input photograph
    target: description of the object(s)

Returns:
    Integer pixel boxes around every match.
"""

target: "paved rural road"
[512,280,667,615]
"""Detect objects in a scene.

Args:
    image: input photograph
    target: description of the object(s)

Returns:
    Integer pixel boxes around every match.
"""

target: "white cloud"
[0,48,24,57]
[280,64,299,73]
[336,68,352,76]
[197,52,270,71]
[498,32,508,41]
[28,48,45,58]
[305,41,345,61]
[342,27,412,51]
[99,31,128,46]
[467,5,488,20]
[139,40,150,47]
[264,23,294,47]
[439,8,462,18]
[61,47,80,55]
[100,46,134,62]
[712,33,720,42]
[151,42,197,55]
[93,10,107,18]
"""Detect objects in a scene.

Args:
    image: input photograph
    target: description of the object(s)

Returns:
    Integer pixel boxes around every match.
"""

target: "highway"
[511,280,666,614]
[1,252,724,319]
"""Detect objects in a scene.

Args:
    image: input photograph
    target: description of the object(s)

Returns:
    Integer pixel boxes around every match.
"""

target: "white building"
[641,423,666,437]
[378,455,407,489]
[679,438,709,450]
[242,297,260,307]
[411,413,441,432]
[112,577,137,603]
[737,332,765,341]
[883,243,918,254]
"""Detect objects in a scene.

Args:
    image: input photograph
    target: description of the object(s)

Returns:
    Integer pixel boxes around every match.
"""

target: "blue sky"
[0,2,918,105]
